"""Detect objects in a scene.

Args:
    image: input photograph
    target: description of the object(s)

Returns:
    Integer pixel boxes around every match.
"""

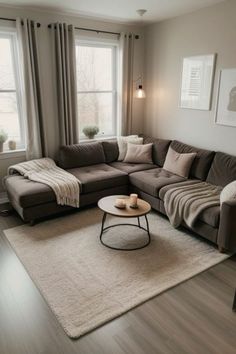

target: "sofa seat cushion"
[67,163,128,194]
[158,181,220,228]
[198,206,220,228]
[5,175,55,208]
[109,161,158,174]
[158,182,220,228]
[129,168,185,197]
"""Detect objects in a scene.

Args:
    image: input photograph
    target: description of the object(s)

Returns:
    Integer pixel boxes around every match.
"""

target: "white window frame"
[0,27,25,153]
[75,38,118,139]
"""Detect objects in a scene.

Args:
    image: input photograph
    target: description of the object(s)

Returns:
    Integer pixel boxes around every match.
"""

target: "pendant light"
[134,9,147,99]
[134,84,146,98]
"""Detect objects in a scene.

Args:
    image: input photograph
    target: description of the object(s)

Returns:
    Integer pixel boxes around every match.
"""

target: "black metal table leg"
[99,213,151,251]
[233,289,236,312]
[145,214,151,246]
[137,217,141,227]
[100,212,107,241]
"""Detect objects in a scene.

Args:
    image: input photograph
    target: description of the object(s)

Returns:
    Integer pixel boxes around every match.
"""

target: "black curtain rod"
[48,24,139,39]
[0,17,41,27]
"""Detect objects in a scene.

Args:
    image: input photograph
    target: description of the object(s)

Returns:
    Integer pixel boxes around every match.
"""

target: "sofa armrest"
[218,200,236,252]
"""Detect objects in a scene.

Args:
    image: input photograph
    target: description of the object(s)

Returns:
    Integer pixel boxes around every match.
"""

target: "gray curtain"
[16,18,47,160]
[119,33,135,135]
[51,23,78,146]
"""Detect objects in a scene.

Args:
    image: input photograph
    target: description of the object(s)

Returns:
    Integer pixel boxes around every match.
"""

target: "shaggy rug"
[4,208,229,338]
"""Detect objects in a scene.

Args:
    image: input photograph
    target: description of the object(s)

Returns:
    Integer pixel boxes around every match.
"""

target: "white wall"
[144,0,236,155]
[0,5,145,193]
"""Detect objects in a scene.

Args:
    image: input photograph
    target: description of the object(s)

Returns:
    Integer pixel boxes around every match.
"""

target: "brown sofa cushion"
[198,206,220,228]
[67,163,128,194]
[109,161,157,174]
[101,140,119,163]
[140,134,171,166]
[170,140,215,180]
[5,175,55,208]
[129,168,185,197]
[158,184,220,228]
[59,142,105,169]
[206,152,236,187]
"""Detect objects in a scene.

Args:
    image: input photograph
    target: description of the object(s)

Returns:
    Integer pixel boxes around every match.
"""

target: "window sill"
[79,136,117,143]
[0,149,26,160]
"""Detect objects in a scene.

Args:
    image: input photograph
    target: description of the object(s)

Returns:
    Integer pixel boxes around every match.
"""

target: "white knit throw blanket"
[161,180,221,228]
[8,158,80,208]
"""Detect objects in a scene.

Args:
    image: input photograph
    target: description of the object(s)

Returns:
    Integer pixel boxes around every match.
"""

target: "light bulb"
[135,85,146,98]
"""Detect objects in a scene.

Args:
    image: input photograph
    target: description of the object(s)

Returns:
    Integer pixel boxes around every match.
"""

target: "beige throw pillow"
[117,136,143,161]
[163,146,196,178]
[220,180,236,205]
[123,143,153,164]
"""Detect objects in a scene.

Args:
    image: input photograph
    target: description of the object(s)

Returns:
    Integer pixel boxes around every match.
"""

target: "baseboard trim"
[0,192,9,204]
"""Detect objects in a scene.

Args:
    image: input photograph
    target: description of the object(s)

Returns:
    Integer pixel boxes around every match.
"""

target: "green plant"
[0,129,8,143]
[82,125,99,139]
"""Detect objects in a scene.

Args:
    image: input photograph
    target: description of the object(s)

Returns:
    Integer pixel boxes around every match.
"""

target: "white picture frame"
[180,54,216,110]
[215,68,236,127]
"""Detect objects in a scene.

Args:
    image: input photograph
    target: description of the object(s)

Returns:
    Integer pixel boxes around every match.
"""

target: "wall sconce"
[134,77,146,99]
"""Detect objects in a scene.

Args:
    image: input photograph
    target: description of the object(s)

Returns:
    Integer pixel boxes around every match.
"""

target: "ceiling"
[1,0,225,24]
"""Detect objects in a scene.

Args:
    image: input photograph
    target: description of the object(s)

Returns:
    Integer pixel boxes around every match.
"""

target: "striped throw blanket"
[160,180,221,228]
[8,158,80,208]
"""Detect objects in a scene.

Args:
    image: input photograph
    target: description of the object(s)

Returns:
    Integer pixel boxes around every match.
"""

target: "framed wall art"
[215,68,236,127]
[180,54,216,110]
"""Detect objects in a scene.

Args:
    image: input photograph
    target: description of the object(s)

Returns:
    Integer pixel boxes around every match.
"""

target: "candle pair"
[114,194,138,209]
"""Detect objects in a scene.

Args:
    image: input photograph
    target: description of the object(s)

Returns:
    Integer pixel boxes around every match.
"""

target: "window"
[76,40,118,138]
[0,29,25,152]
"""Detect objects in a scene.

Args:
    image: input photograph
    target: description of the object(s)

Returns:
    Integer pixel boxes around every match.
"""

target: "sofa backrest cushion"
[102,140,119,163]
[206,151,236,187]
[59,142,105,169]
[170,140,215,180]
[140,135,171,167]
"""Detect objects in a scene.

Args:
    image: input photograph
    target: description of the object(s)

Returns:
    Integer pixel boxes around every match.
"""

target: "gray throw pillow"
[123,143,153,164]
[163,146,196,178]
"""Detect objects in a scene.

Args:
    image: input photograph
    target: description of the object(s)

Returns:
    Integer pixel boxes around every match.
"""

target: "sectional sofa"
[4,135,236,253]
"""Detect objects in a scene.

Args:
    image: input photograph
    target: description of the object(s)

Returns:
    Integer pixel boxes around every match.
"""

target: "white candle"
[130,193,138,208]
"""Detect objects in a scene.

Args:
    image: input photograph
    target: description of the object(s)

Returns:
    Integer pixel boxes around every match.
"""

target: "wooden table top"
[98,195,151,218]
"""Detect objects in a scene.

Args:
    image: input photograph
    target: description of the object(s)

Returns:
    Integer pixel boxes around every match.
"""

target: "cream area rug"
[4,208,229,338]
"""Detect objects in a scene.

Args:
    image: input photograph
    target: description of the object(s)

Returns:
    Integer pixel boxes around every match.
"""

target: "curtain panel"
[16,18,47,160]
[119,33,135,136]
[51,23,78,146]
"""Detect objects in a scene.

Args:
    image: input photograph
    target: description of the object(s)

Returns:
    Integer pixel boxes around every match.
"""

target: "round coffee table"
[98,195,151,251]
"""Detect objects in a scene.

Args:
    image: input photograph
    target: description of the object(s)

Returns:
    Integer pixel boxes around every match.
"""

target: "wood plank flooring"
[0,204,236,354]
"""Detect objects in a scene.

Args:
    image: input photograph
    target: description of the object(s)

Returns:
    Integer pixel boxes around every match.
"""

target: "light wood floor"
[0,204,235,354]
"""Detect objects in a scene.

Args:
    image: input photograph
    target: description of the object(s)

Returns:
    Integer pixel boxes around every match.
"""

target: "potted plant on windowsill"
[0,129,8,153]
[82,125,99,140]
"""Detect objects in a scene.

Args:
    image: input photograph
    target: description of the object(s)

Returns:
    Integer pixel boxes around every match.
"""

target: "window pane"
[0,92,22,150]
[78,93,115,136]
[0,37,16,90]
[76,45,112,91]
